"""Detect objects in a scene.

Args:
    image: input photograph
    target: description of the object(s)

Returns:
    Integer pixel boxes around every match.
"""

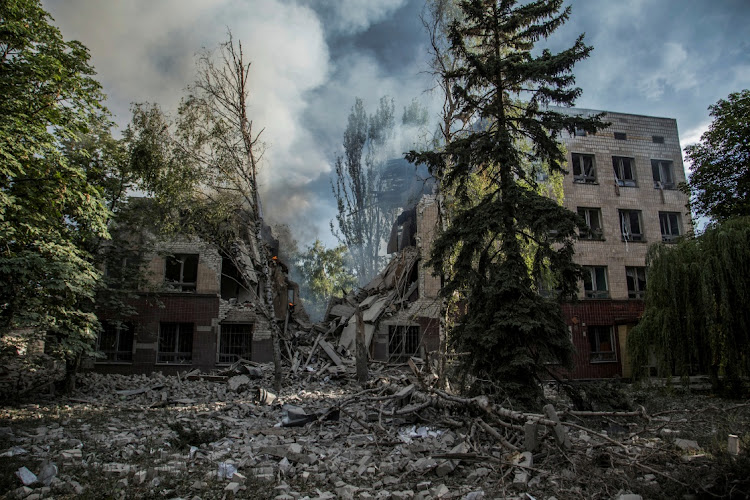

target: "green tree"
[297,240,357,321]
[407,0,603,404]
[628,217,750,394]
[683,89,750,222]
[0,0,112,382]
[331,96,398,285]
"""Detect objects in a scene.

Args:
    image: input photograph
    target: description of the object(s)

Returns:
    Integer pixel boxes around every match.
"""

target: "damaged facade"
[558,109,691,379]
[92,225,307,375]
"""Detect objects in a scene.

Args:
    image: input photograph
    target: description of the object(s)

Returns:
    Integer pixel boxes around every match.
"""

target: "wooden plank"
[319,339,344,368]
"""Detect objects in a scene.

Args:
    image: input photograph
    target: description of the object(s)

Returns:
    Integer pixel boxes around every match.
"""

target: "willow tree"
[628,217,750,393]
[407,0,603,404]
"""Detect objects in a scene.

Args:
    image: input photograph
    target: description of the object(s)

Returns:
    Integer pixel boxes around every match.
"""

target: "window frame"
[157,322,194,364]
[571,153,597,184]
[612,156,637,187]
[577,207,604,240]
[164,254,199,292]
[614,132,627,141]
[651,159,675,189]
[388,324,421,362]
[582,266,609,299]
[659,212,681,242]
[96,321,135,363]
[218,323,253,364]
[626,266,647,299]
[618,209,645,242]
[588,326,617,363]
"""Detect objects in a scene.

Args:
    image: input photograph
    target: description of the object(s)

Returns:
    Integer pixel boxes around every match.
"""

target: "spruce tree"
[408,0,604,404]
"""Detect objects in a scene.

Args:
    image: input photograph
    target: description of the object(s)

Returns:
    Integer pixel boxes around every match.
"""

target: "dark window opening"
[612,156,637,187]
[583,266,609,299]
[388,325,421,362]
[626,267,647,299]
[577,207,604,240]
[219,323,253,363]
[165,254,198,292]
[614,132,627,140]
[651,159,675,189]
[574,128,587,137]
[572,153,596,184]
[659,212,681,242]
[619,210,644,242]
[97,321,134,362]
[652,135,664,144]
[158,323,193,364]
[589,326,616,362]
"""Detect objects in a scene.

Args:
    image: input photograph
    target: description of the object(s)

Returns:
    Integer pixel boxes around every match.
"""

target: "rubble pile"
[2,365,749,499]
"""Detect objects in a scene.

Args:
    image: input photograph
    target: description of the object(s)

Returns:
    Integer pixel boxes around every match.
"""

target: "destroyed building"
[326,109,692,379]
[91,220,307,374]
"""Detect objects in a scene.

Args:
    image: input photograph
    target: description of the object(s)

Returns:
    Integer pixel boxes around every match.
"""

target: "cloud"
[300,0,408,35]
[637,42,698,100]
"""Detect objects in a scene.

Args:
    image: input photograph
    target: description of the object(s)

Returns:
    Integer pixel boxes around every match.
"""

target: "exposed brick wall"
[559,299,645,379]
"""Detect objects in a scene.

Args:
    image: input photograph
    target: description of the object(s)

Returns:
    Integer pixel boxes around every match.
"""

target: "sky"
[43,0,750,248]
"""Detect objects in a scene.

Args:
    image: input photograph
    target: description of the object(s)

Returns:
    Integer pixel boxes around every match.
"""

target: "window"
[165,254,198,292]
[571,153,596,184]
[577,207,604,240]
[583,266,609,299]
[219,323,253,363]
[388,325,421,362]
[614,132,627,140]
[612,157,637,187]
[659,212,681,242]
[157,323,193,364]
[574,128,587,137]
[626,267,647,299]
[588,326,616,362]
[651,159,675,189]
[652,135,664,144]
[619,210,644,241]
[97,322,134,362]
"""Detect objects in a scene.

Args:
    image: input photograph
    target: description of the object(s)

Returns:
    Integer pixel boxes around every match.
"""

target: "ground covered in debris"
[1,367,749,500]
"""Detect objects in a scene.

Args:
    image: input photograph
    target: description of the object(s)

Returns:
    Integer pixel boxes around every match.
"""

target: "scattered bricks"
[391,490,415,499]
[228,375,252,393]
[512,451,533,488]
[232,472,247,483]
[225,482,241,494]
[728,435,740,456]
[430,483,450,498]
[15,466,37,486]
[435,442,469,477]
[133,470,147,485]
[524,421,539,452]
[674,439,700,452]
[334,483,359,499]
[417,481,431,491]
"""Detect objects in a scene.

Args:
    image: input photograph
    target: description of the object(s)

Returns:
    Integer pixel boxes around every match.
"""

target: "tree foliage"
[683,89,750,222]
[297,240,357,321]
[407,0,603,404]
[628,217,750,393]
[331,97,398,285]
[0,0,112,370]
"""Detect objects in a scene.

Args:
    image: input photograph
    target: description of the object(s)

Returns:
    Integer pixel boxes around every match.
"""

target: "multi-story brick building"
[557,108,691,379]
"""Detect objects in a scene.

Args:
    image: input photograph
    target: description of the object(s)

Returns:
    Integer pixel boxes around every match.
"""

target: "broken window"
[97,321,134,362]
[572,153,596,184]
[588,326,616,362]
[583,266,609,299]
[388,325,421,362]
[165,254,198,292]
[612,157,637,187]
[219,323,253,363]
[614,132,627,140]
[574,127,587,137]
[619,210,644,242]
[652,135,664,144]
[651,159,675,189]
[157,323,193,364]
[659,212,681,242]
[577,207,604,240]
[626,267,647,299]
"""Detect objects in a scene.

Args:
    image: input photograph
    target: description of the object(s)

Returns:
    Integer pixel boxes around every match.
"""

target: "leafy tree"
[628,217,750,394]
[407,0,603,404]
[331,97,398,285]
[127,34,290,390]
[0,0,113,384]
[683,89,750,222]
[297,240,357,321]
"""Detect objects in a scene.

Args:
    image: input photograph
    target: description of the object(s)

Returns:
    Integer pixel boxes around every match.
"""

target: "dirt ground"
[1,368,749,499]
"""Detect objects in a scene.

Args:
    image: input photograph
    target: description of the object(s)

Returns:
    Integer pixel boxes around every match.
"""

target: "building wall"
[557,109,691,378]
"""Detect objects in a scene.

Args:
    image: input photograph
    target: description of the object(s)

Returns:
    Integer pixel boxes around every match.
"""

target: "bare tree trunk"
[355,306,368,383]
